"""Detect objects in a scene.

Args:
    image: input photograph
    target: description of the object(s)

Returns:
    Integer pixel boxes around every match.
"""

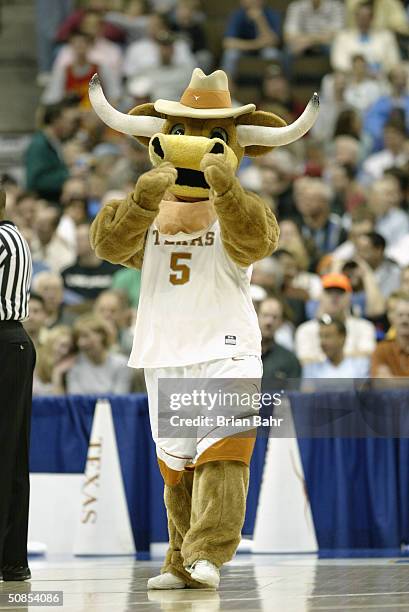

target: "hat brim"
[154,99,256,119]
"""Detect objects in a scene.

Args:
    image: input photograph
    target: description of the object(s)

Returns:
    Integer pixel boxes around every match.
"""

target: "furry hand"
[135,162,177,210]
[201,154,235,197]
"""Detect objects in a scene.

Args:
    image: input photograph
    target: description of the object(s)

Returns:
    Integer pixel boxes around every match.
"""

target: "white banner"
[73,399,136,555]
[253,398,318,553]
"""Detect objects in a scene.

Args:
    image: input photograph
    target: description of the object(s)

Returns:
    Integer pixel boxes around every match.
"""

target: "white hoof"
[188,560,220,588]
[147,572,186,590]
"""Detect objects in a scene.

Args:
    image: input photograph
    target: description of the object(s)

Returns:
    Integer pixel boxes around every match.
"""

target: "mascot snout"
[149,133,238,199]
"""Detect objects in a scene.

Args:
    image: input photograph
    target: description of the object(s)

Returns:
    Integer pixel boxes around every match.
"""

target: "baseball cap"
[321,273,352,293]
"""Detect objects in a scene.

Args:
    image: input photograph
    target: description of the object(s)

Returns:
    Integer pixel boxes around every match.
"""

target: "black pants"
[0,322,35,567]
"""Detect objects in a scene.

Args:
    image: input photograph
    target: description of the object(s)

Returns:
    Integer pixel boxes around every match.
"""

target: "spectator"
[273,248,322,301]
[104,0,151,45]
[43,31,121,106]
[284,0,344,56]
[123,13,194,78]
[32,271,76,329]
[25,101,78,202]
[170,0,212,71]
[94,289,134,355]
[325,162,366,215]
[295,273,376,364]
[55,9,123,73]
[302,316,370,378]
[111,267,142,308]
[295,178,347,261]
[66,314,133,394]
[258,64,304,123]
[340,257,386,318]
[332,205,375,261]
[62,224,121,302]
[343,55,386,113]
[31,207,75,272]
[279,218,312,271]
[127,31,195,101]
[367,176,409,244]
[258,296,301,383]
[331,1,401,75]
[12,192,38,232]
[364,66,409,153]
[346,0,409,36]
[23,292,48,349]
[355,232,402,298]
[360,118,409,184]
[33,325,75,395]
[371,293,409,377]
[56,1,125,44]
[35,0,74,77]
[221,0,281,78]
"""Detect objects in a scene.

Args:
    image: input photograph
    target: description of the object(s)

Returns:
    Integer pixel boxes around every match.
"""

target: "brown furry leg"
[182,460,249,569]
[162,470,207,588]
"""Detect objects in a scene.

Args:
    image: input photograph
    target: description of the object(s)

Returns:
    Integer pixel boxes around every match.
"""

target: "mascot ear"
[128,103,165,147]
[236,111,287,158]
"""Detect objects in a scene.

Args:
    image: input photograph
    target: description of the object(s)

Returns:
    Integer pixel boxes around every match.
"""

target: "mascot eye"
[210,128,228,143]
[170,124,185,135]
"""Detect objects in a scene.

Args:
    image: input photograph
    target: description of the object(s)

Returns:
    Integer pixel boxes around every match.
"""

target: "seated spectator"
[312,71,348,143]
[43,31,121,106]
[66,314,133,394]
[295,273,376,364]
[170,0,212,71]
[332,205,375,261]
[221,0,281,78]
[279,218,313,270]
[55,9,123,73]
[31,207,75,272]
[56,1,125,44]
[105,0,151,45]
[364,66,409,153]
[123,13,194,78]
[273,248,322,301]
[367,176,409,244]
[340,257,385,319]
[284,0,344,56]
[127,31,195,102]
[295,178,347,263]
[355,232,401,298]
[326,162,366,215]
[62,224,121,302]
[258,296,301,384]
[94,289,134,355]
[57,195,88,251]
[346,0,409,36]
[33,325,75,395]
[23,292,48,349]
[25,101,78,203]
[258,64,304,123]
[302,316,370,378]
[32,271,76,329]
[12,192,38,232]
[331,1,401,75]
[371,292,409,377]
[343,54,386,113]
[360,118,409,185]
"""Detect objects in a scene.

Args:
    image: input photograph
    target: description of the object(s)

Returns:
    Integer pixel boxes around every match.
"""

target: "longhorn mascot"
[89,69,318,590]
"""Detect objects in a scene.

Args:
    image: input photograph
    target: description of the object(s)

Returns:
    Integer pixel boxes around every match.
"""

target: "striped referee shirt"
[0,221,32,321]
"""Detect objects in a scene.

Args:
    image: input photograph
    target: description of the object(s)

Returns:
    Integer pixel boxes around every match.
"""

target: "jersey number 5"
[169,252,192,285]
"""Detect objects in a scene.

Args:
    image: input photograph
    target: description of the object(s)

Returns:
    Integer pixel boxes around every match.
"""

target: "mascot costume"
[89,68,318,590]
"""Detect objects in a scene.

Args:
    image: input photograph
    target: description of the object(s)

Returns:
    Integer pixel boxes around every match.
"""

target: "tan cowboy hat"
[154,68,255,119]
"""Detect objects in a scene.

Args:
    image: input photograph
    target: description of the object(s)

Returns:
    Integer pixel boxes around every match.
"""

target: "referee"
[0,190,35,582]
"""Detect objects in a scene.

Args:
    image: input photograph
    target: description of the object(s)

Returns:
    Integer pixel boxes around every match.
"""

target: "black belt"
[0,320,23,329]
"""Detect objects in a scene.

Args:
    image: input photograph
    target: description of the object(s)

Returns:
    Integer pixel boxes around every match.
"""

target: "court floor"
[1,554,409,611]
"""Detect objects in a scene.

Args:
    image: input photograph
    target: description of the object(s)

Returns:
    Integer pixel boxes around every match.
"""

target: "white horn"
[237,93,319,147]
[88,73,165,137]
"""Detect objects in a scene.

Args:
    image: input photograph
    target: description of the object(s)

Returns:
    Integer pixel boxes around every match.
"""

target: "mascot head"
[89,68,319,200]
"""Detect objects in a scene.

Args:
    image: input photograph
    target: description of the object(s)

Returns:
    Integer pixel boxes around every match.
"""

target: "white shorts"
[144,354,262,470]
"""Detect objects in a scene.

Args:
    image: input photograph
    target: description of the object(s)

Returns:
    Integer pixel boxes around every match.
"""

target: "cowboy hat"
[154,68,255,119]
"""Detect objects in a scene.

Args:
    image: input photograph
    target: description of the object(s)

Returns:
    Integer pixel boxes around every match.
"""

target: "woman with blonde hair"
[33,325,75,395]
[66,314,133,394]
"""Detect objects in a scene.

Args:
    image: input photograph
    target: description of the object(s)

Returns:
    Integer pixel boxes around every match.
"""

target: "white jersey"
[128,219,261,368]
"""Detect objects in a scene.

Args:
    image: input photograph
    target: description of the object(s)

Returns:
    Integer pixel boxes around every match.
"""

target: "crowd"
[4,0,409,395]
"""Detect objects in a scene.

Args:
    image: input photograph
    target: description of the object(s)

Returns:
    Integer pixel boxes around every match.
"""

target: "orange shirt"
[371,339,409,377]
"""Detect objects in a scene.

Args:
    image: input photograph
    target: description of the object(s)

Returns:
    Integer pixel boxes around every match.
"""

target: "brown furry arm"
[214,180,280,267]
[90,163,177,269]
